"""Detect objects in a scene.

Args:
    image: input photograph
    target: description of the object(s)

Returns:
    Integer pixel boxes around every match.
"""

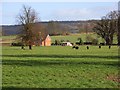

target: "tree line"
[16,5,120,50]
[93,11,119,45]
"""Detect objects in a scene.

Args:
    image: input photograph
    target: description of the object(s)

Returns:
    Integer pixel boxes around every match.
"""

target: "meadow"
[0,33,118,44]
[51,33,118,44]
[2,45,119,88]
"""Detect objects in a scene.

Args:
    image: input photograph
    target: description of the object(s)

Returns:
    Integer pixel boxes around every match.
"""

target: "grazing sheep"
[99,46,101,49]
[75,46,79,49]
[109,46,111,49]
[72,46,79,49]
[87,46,89,49]
[72,46,76,49]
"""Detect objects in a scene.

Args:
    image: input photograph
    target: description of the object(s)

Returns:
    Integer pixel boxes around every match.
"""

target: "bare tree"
[106,11,118,44]
[118,2,120,46]
[32,23,48,46]
[16,5,39,49]
[118,14,120,46]
[93,11,118,45]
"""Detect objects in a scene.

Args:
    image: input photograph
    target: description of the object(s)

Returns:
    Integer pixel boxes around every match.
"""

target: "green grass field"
[51,33,118,44]
[2,46,119,88]
[0,35,16,40]
[1,33,117,44]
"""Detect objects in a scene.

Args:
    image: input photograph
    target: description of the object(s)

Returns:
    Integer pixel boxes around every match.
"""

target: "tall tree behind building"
[118,1,120,46]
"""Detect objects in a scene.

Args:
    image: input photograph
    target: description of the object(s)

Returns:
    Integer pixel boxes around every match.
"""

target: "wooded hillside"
[1,20,97,36]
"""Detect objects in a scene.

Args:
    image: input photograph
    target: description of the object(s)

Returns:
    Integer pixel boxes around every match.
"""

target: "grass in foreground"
[2,46,119,88]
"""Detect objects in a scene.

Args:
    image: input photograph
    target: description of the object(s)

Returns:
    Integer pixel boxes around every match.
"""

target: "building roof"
[42,34,51,41]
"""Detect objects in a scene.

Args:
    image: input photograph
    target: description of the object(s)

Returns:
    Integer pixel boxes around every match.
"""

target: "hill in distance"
[1,20,98,36]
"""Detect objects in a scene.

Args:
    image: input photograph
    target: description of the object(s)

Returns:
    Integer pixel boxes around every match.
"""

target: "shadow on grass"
[2,59,119,67]
[2,54,119,66]
[2,57,119,67]
[2,54,119,59]
[2,87,120,90]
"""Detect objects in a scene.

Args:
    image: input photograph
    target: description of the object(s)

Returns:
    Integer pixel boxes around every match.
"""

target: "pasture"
[51,33,118,44]
[1,33,118,44]
[2,45,119,88]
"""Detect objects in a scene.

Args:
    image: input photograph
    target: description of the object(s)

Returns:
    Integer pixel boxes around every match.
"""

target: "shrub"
[86,35,94,42]
[100,43,105,45]
[60,40,65,42]
[86,36,98,45]
[84,42,92,45]
[66,40,70,42]
[76,37,83,45]
[51,43,55,46]
[11,42,23,46]
[55,40,61,45]
[92,39,98,45]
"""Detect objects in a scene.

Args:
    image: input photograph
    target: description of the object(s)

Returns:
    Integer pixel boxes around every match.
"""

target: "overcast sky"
[1,1,119,25]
